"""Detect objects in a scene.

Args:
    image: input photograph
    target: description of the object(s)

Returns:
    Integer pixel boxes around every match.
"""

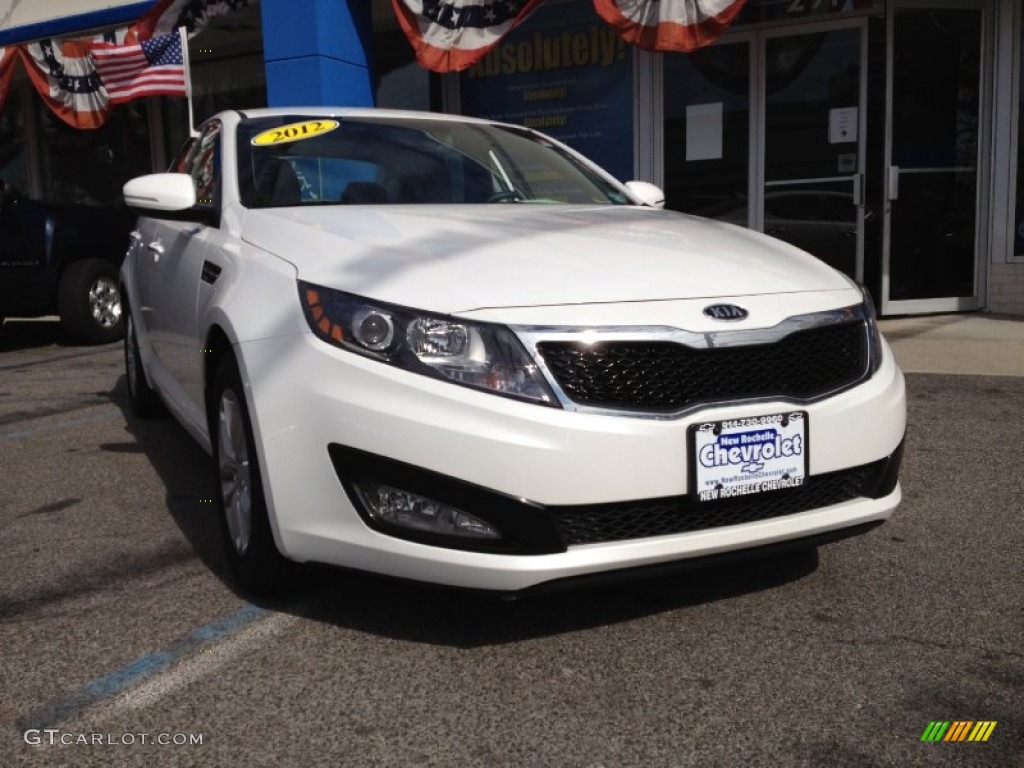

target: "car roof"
[230,107,505,127]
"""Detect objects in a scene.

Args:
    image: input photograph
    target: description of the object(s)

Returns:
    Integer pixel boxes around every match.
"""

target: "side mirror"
[124,173,219,226]
[124,173,196,211]
[625,181,666,210]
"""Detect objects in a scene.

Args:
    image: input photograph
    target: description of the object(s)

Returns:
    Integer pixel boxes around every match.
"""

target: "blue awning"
[0,1,160,47]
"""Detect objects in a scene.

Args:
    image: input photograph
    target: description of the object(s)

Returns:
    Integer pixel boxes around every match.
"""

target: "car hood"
[240,205,851,314]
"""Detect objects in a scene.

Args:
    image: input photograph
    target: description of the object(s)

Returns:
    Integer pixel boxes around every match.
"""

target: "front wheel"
[211,356,294,595]
[58,258,123,344]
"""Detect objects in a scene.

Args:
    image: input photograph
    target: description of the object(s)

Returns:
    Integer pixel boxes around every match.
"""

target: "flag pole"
[179,26,198,137]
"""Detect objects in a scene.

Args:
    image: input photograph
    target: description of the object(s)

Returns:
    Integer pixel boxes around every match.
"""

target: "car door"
[139,122,223,433]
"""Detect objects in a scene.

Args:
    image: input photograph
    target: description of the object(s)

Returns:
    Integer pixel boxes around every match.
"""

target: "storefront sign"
[459,1,634,181]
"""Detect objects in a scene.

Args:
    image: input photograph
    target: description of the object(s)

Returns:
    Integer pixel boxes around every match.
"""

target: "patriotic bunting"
[593,0,747,53]
[3,0,745,125]
[18,40,110,130]
[393,0,747,72]
[1,0,250,129]
[134,0,255,40]
[391,0,545,73]
[0,46,17,114]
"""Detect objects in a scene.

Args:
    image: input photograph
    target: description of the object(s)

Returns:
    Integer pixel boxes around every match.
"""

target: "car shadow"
[0,319,72,352]
[110,372,819,649]
[108,373,230,579]
[1,318,126,353]
[280,549,819,649]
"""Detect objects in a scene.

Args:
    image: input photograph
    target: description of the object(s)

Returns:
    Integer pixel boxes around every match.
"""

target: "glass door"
[761,23,867,281]
[883,3,986,313]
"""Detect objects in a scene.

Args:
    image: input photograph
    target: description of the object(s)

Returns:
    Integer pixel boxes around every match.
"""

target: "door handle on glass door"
[887,167,900,201]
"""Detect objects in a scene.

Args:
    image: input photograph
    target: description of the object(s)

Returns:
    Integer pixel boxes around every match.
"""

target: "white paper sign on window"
[829,107,858,144]
[686,103,724,162]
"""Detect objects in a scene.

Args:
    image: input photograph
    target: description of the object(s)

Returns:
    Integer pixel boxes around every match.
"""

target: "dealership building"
[1,0,1023,316]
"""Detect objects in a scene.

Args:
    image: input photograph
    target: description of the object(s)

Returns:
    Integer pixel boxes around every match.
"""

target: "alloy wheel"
[89,277,121,328]
[218,389,252,556]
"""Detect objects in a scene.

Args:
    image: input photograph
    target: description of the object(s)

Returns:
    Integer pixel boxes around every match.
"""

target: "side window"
[188,123,221,206]
[169,138,197,174]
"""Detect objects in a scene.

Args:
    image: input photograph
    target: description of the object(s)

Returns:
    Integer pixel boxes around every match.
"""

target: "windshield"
[235,115,631,208]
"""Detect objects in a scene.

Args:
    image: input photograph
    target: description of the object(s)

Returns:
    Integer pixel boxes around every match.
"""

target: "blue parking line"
[0,410,119,441]
[16,604,267,731]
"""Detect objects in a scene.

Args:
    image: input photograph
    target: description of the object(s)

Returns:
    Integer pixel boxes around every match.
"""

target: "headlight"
[299,281,558,406]
[860,285,883,375]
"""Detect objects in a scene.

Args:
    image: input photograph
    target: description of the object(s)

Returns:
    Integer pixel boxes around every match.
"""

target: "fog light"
[354,482,500,539]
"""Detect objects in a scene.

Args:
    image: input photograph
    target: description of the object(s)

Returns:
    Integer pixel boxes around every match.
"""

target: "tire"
[123,305,163,417]
[57,258,124,344]
[211,355,294,595]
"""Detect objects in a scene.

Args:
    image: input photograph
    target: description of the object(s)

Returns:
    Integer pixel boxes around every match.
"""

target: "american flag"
[91,29,189,105]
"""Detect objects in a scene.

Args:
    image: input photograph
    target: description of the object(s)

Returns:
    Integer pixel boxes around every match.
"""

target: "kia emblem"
[703,304,749,321]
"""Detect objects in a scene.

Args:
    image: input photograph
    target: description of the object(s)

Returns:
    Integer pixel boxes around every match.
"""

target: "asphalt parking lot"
[1,318,1021,767]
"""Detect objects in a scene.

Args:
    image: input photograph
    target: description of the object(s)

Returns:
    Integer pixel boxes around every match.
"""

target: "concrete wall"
[989,262,1024,314]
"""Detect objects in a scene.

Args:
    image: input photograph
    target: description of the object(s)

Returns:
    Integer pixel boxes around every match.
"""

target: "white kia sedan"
[120,108,905,595]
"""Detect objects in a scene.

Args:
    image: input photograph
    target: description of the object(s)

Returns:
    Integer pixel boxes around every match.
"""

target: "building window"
[663,42,750,220]
[374,29,438,111]
[458,0,634,182]
[0,80,27,198]
[162,4,266,163]
[35,94,151,207]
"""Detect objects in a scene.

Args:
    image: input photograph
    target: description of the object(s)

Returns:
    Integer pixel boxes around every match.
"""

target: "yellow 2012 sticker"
[251,119,339,146]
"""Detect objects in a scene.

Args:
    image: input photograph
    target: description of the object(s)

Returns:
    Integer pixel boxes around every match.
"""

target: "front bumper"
[237,328,905,592]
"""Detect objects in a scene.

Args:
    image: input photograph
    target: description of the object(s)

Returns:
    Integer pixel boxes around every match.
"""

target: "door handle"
[146,241,165,261]
[887,166,900,201]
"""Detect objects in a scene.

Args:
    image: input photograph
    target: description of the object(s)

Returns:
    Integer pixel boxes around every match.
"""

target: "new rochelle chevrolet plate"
[692,413,808,502]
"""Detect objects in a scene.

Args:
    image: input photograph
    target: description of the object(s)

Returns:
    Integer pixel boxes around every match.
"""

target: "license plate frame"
[689,411,809,503]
